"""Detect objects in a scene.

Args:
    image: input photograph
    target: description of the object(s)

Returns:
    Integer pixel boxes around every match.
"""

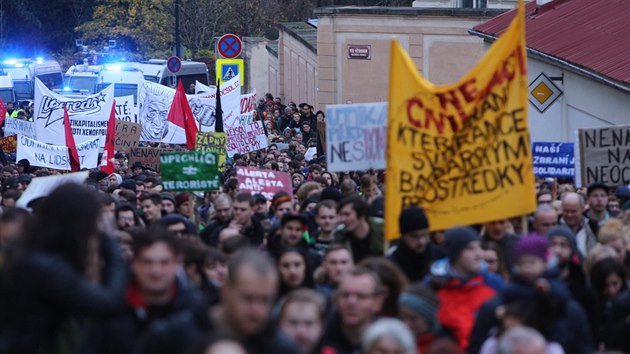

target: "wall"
[527,57,630,143]
[315,7,502,110]
[277,27,318,106]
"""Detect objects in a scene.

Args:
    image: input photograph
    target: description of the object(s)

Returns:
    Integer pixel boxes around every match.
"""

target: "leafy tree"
[76,0,174,57]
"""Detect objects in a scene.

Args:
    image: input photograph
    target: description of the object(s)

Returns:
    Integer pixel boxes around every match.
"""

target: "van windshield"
[68,76,97,93]
[0,89,14,104]
[37,73,63,90]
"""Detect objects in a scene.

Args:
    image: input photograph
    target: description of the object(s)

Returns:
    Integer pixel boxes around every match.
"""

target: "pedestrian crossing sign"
[216,59,244,87]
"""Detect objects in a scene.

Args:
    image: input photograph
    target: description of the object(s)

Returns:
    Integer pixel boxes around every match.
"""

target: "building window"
[460,0,487,8]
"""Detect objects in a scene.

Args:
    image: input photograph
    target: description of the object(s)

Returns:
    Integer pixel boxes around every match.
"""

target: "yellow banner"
[385,0,535,239]
[196,132,227,167]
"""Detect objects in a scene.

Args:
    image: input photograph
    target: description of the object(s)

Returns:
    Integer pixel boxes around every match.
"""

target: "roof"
[277,22,318,54]
[314,6,504,18]
[471,0,630,87]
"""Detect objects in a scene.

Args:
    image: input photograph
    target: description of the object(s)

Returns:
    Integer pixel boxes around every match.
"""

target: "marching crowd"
[0,95,629,354]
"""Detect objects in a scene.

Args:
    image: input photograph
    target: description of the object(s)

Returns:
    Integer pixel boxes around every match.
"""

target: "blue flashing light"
[63,86,71,92]
[36,57,43,64]
[15,63,24,68]
[3,59,16,65]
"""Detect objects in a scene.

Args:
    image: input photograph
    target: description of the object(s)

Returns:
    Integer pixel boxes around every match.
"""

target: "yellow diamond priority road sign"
[528,72,562,113]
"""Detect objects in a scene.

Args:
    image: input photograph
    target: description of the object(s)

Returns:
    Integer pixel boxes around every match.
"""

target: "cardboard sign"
[129,147,170,172]
[578,125,630,186]
[0,135,17,153]
[385,1,534,238]
[326,102,387,172]
[160,151,221,192]
[115,120,142,152]
[196,132,227,166]
[532,142,575,178]
[236,167,292,200]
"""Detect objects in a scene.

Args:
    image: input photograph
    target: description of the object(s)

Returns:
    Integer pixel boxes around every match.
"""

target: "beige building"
[255,5,513,110]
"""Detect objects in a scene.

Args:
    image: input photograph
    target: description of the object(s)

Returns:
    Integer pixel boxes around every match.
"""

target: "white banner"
[226,121,268,156]
[16,135,100,170]
[326,102,387,172]
[114,95,137,123]
[4,118,36,139]
[138,76,243,143]
[34,78,114,148]
[194,81,215,94]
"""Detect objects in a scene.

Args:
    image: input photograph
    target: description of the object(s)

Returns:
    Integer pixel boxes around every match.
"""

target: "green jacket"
[334,217,384,261]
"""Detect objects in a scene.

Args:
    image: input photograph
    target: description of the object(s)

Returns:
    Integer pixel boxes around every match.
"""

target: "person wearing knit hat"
[444,226,481,269]
[160,193,177,214]
[513,235,549,283]
[175,192,190,216]
[389,206,444,282]
[426,226,502,350]
[546,225,589,309]
[398,283,448,354]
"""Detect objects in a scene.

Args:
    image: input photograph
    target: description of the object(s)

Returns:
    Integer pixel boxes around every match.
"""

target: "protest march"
[0,1,630,354]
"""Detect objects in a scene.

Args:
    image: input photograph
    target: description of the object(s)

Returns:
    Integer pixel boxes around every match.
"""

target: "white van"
[131,59,209,89]
[1,58,63,101]
[63,62,102,95]
[96,64,145,103]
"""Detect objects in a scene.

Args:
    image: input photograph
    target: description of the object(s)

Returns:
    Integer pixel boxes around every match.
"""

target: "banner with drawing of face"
[34,79,114,148]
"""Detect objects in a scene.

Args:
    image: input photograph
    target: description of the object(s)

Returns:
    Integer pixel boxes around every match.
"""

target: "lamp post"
[175,0,181,58]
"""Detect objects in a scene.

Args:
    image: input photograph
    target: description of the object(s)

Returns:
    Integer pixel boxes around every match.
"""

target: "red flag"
[166,80,198,150]
[63,106,81,172]
[100,100,116,175]
[0,98,7,128]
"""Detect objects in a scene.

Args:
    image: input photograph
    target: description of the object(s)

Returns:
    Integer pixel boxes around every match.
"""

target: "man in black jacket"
[80,231,203,354]
[388,206,444,282]
[125,249,300,354]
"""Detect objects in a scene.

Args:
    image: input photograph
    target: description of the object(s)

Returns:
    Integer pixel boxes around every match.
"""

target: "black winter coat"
[78,277,204,354]
[468,276,593,354]
[0,236,127,354]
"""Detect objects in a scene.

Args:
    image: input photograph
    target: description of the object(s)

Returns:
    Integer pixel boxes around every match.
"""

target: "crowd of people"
[0,95,629,354]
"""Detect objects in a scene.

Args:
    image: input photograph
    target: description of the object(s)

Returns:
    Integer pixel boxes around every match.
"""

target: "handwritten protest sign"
[385,1,534,238]
[236,167,292,200]
[129,147,170,172]
[4,118,36,139]
[532,142,574,178]
[0,135,17,153]
[115,120,142,152]
[326,102,387,172]
[160,151,221,192]
[196,132,227,166]
[226,121,268,156]
[578,125,630,186]
[114,95,137,123]
[16,136,99,170]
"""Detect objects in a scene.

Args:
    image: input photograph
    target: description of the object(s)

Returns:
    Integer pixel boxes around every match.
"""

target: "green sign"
[160,151,221,192]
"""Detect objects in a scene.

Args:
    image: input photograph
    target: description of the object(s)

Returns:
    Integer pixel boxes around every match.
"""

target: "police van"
[63,61,101,95]
[1,58,63,101]
[131,59,209,89]
[0,75,16,104]
[96,64,144,103]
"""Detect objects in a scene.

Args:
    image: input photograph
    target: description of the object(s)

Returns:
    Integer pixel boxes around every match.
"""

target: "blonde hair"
[585,243,617,274]
[598,219,625,244]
